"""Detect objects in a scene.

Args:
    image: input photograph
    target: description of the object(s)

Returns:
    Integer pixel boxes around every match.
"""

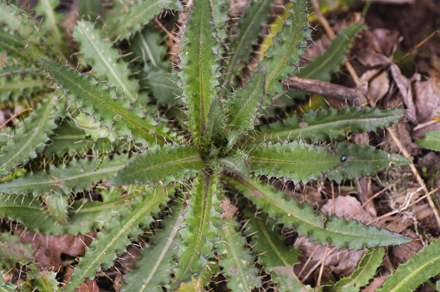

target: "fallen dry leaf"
[219,198,239,221]
[391,63,418,123]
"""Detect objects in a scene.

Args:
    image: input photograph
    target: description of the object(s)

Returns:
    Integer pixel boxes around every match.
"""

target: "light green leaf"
[206,97,226,144]
[227,175,412,250]
[327,142,410,183]
[328,248,385,292]
[39,59,170,145]
[0,270,16,292]
[175,174,222,282]
[0,155,128,195]
[34,0,64,46]
[221,0,272,92]
[416,129,440,151]
[145,68,183,107]
[247,141,342,182]
[216,219,261,291]
[179,0,220,143]
[64,184,175,292]
[258,0,310,97]
[218,150,249,178]
[0,0,37,37]
[378,239,440,292]
[121,204,184,292]
[0,95,57,176]
[251,107,405,143]
[43,193,68,224]
[106,0,183,40]
[0,74,50,102]
[108,144,204,187]
[0,233,34,269]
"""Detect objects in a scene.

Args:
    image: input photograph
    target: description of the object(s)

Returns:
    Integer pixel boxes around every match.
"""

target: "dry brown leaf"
[363,275,388,292]
[321,195,372,224]
[390,64,418,123]
[412,76,440,138]
[219,198,238,221]
[16,227,94,271]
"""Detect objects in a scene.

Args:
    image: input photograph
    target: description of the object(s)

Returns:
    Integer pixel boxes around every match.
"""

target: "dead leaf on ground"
[16,227,94,271]
[413,75,440,139]
[390,63,418,123]
[219,198,238,221]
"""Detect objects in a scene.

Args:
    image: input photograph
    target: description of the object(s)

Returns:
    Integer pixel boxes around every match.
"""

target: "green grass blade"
[39,59,170,145]
[108,144,204,187]
[0,95,57,176]
[179,0,221,143]
[227,175,412,250]
[378,239,440,292]
[247,141,342,182]
[64,184,175,292]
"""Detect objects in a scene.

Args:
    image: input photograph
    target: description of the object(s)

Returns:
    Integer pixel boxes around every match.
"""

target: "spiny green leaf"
[176,173,222,281]
[258,0,310,97]
[221,0,272,92]
[0,233,34,269]
[0,62,38,77]
[34,0,64,46]
[247,141,342,182]
[39,58,170,145]
[251,107,405,143]
[377,239,440,292]
[209,0,229,28]
[179,0,221,143]
[0,95,57,176]
[227,175,412,250]
[121,204,184,292]
[144,68,183,107]
[327,142,410,183]
[218,150,249,178]
[416,129,440,151]
[0,155,128,196]
[73,20,140,103]
[206,97,226,144]
[243,208,299,269]
[0,31,33,61]
[106,0,183,40]
[28,270,60,292]
[243,207,305,291]
[327,247,385,292]
[64,184,175,292]
[108,144,204,187]
[130,26,167,68]
[0,74,50,102]
[216,219,261,291]
[0,0,37,37]
[225,67,266,146]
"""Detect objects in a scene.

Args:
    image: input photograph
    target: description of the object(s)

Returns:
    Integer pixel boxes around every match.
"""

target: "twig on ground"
[0,108,33,130]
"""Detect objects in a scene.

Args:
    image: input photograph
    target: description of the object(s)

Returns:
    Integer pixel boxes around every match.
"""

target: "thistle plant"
[0,0,415,291]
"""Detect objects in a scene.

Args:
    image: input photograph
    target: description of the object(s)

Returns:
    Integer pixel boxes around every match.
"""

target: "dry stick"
[396,30,439,66]
[283,76,363,101]
[386,128,440,227]
[297,244,321,278]
[316,243,330,288]
[302,247,337,282]
[0,108,33,130]
[368,186,440,225]
[155,16,179,43]
[347,180,400,220]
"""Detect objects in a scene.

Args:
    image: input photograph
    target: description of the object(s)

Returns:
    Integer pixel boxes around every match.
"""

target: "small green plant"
[0,0,415,291]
